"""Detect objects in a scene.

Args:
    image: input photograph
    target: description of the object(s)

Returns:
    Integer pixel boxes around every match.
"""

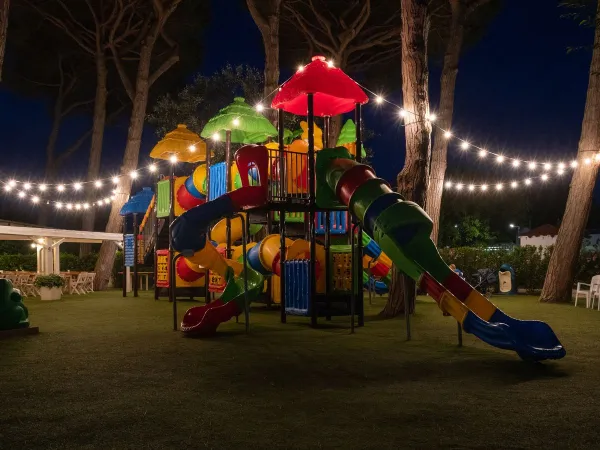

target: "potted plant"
[34,274,65,301]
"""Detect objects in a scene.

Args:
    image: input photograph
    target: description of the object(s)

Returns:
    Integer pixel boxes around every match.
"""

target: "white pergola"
[0,225,122,274]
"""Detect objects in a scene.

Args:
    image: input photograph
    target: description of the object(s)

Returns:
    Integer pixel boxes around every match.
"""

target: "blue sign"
[124,234,135,268]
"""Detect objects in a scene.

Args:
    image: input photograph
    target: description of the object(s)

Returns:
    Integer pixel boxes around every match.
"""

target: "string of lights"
[0,189,117,211]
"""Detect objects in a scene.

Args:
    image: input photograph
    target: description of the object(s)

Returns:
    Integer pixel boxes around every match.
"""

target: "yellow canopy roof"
[150,124,208,163]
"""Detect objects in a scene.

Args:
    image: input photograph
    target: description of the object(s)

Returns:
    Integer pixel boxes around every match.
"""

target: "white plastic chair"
[575,274,600,308]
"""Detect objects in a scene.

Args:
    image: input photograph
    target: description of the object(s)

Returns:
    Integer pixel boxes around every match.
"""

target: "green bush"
[34,274,65,288]
[439,245,600,293]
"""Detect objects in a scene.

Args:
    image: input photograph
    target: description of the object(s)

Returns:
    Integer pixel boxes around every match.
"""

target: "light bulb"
[4,185,12,192]
[255,103,265,112]
[496,183,503,191]
[456,183,464,191]
[66,203,73,210]
[169,154,178,164]
[461,142,470,150]
[32,196,40,203]
[327,60,334,67]
[24,183,32,190]
[478,150,487,158]
[481,184,488,191]
[525,178,532,185]
[468,184,475,191]
[8,180,16,187]
[496,155,505,164]
[104,198,110,204]
[571,160,578,168]
[31,243,37,248]
[112,176,119,184]
[74,182,82,191]
[445,181,453,189]
[297,65,304,72]
[544,163,552,171]
[557,168,565,175]
[18,191,26,198]
[212,132,220,141]
[427,113,437,122]
[149,164,157,173]
[375,96,384,104]
[232,118,240,127]
[39,184,47,191]
[558,162,566,170]
[129,171,138,179]
[94,180,103,188]
[528,162,537,170]
[585,158,592,165]
[444,130,452,139]
[511,181,518,188]
[56,202,63,209]
[399,109,407,118]
[83,203,90,209]
[541,174,549,181]
[512,160,520,168]
[75,203,81,210]
[57,184,65,192]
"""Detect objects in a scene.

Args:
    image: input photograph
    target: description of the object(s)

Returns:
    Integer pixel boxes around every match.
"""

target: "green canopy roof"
[200,97,278,144]
[336,119,356,146]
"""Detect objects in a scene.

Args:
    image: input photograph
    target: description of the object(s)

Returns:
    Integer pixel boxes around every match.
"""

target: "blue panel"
[124,234,135,267]
[209,162,227,201]
[120,187,154,216]
[284,260,310,316]
[315,211,348,235]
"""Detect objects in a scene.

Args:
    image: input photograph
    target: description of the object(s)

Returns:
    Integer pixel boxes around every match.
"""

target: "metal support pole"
[307,93,317,328]
[153,174,160,300]
[225,129,232,259]
[168,166,176,302]
[278,108,287,324]
[206,149,212,304]
[355,103,364,326]
[405,280,412,341]
[350,223,356,333]
[323,115,331,321]
[170,253,185,331]
[122,222,127,298]
[234,213,250,334]
[133,213,139,298]
[457,322,463,347]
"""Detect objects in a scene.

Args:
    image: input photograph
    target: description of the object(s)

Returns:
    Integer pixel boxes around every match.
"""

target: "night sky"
[0,0,595,222]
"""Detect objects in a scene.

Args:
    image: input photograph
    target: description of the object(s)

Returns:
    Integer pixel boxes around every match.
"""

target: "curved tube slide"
[318,148,565,361]
[171,145,269,335]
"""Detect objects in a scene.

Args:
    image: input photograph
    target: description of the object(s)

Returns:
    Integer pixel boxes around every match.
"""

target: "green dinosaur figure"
[0,279,29,330]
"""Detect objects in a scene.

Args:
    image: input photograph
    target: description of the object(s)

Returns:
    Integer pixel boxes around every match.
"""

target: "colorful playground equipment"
[144,55,564,361]
[0,279,29,331]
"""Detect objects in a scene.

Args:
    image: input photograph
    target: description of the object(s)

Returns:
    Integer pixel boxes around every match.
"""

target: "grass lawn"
[1,292,599,449]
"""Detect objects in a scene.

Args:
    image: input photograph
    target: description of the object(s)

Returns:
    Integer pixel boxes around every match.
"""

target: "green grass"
[1,292,599,449]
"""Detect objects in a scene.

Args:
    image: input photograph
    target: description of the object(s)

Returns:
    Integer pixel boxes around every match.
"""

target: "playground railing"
[268,149,310,204]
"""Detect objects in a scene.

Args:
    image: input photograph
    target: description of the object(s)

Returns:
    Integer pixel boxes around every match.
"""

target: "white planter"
[39,286,62,301]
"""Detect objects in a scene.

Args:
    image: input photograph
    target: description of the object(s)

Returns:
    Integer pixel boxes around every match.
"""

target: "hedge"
[439,246,600,293]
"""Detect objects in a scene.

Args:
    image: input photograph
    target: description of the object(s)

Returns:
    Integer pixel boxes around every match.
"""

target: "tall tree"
[94,0,188,290]
[24,0,131,252]
[283,0,401,142]
[246,0,281,122]
[0,0,8,80]
[540,0,600,303]
[381,0,432,318]
[425,0,492,244]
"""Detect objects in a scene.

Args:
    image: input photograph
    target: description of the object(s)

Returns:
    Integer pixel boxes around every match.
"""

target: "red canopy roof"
[271,56,369,117]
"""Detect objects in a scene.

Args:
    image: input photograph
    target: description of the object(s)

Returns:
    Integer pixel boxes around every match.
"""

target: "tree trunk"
[0,0,9,81]
[81,55,108,256]
[540,2,600,303]
[425,0,465,245]
[381,0,432,318]
[247,0,281,123]
[94,45,152,290]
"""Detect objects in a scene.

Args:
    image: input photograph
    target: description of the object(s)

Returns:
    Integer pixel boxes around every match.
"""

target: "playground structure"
[131,55,564,361]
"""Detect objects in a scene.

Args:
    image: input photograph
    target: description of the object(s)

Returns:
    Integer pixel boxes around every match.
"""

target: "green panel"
[315,147,354,209]
[157,179,171,218]
[273,211,305,223]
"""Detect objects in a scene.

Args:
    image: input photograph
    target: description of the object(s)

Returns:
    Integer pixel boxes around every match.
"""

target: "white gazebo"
[0,225,122,274]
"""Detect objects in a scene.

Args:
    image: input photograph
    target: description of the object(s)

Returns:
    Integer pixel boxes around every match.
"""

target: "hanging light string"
[355,83,588,172]
[0,188,117,211]
[444,172,557,193]
[0,160,165,192]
